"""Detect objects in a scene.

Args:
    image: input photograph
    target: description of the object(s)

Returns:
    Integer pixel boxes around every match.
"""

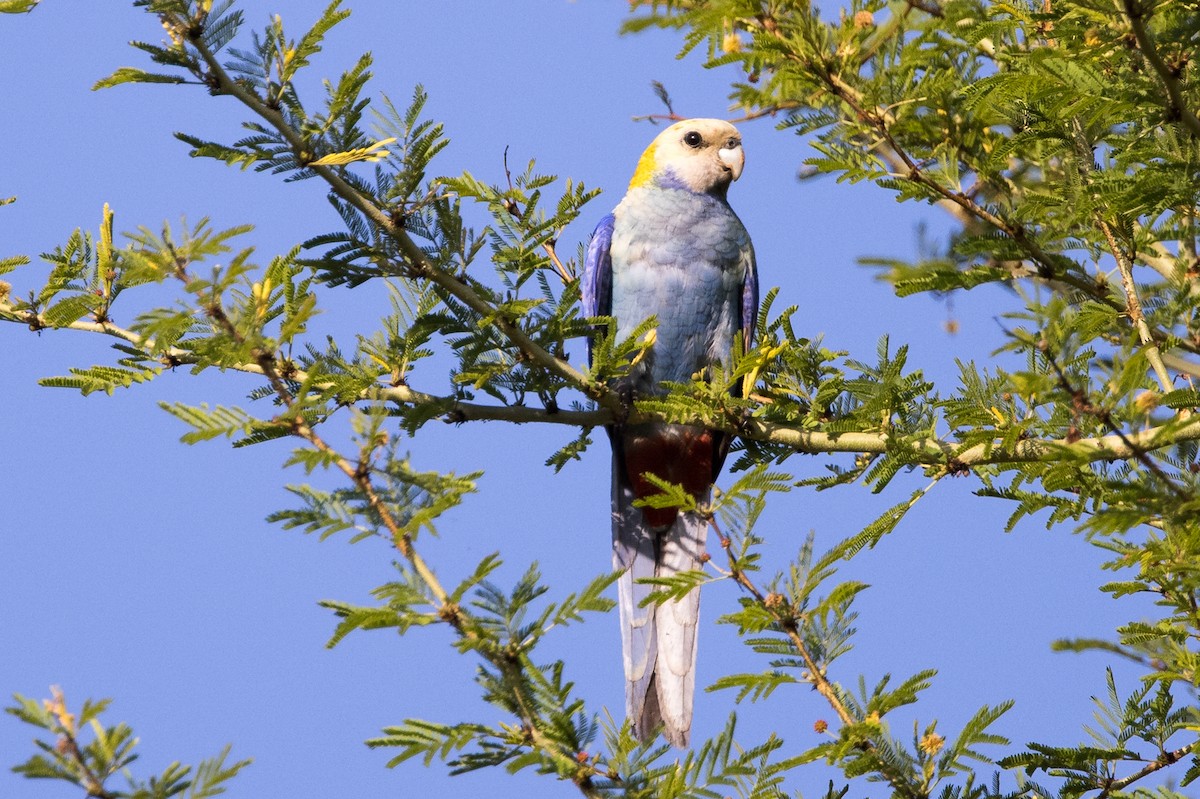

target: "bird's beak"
[718,145,744,181]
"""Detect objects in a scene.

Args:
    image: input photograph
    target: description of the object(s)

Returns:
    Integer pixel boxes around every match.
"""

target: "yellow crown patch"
[628,142,658,189]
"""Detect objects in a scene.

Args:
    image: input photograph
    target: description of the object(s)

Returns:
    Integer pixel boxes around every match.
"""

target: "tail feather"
[612,455,657,728]
[652,511,705,747]
[612,447,707,748]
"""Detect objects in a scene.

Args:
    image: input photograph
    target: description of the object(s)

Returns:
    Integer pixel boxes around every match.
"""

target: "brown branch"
[905,0,944,17]
[630,112,686,124]
[11,297,1200,471]
[1096,742,1197,799]
[721,539,923,799]
[158,249,616,790]
[1041,345,1188,500]
[1062,114,1177,392]
[1123,0,1200,139]
[184,26,618,415]
[748,14,1102,300]
[726,102,802,124]
[174,259,455,607]
[61,733,113,799]
[502,145,573,284]
[41,687,116,799]
[731,565,852,726]
[634,105,804,126]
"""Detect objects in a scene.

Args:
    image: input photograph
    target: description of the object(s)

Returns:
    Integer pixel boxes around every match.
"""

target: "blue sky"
[0,3,1145,798]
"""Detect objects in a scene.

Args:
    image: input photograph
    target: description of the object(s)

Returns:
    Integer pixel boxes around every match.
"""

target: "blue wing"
[582,213,615,362]
[741,242,759,353]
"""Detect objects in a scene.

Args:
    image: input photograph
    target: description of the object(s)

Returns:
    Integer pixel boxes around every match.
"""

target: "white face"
[650,118,745,193]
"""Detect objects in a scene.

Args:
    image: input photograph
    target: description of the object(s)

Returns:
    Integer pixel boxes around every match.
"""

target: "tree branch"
[722,538,924,799]
[1097,216,1175,392]
[9,298,1200,471]
[1097,741,1197,799]
[1122,0,1200,139]
[1040,345,1188,499]
[748,14,1104,301]
[183,26,619,415]
[163,253,612,793]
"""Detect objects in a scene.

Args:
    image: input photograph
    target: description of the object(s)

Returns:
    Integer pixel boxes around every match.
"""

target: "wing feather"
[582,213,614,322]
[740,240,759,353]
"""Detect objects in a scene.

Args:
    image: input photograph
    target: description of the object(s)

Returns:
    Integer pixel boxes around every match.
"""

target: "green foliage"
[998,671,1199,798]
[40,358,162,396]
[10,0,1200,797]
[6,689,249,799]
[273,413,481,543]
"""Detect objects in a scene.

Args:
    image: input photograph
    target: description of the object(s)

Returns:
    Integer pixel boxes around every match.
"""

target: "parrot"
[581,118,758,748]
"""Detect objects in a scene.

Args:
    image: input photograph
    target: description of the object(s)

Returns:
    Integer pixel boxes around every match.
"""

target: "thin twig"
[503,145,573,284]
[41,687,116,799]
[186,30,617,414]
[906,0,944,17]
[630,112,686,124]
[1097,216,1175,392]
[1041,345,1188,500]
[722,543,923,799]
[1123,0,1200,139]
[1096,742,1197,799]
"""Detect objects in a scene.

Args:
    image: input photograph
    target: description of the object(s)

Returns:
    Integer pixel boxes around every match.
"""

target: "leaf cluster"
[6,689,248,799]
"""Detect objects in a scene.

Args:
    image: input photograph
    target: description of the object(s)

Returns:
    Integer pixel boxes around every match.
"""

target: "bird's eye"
[683,131,703,148]
[725,136,740,149]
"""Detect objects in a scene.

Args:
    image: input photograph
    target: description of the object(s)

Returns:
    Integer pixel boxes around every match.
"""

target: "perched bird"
[581,119,758,747]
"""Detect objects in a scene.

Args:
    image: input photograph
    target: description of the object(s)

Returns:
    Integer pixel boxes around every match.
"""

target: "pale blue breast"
[609,186,751,393]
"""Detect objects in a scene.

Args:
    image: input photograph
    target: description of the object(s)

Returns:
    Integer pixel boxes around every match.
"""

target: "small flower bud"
[919,732,946,755]
[1133,390,1159,413]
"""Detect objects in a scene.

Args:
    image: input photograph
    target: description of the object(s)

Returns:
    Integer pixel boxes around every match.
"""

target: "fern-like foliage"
[10,0,1200,797]
[6,688,249,799]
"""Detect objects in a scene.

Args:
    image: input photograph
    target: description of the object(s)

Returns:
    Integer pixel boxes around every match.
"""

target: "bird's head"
[628,118,744,196]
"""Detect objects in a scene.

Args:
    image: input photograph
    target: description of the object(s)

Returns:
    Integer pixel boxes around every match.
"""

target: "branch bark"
[184,29,619,416]
[9,298,1200,472]
[1123,0,1200,139]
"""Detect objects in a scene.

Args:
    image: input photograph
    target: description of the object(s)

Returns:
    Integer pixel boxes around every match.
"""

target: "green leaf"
[309,137,396,166]
[40,361,161,396]
[93,67,187,91]
[40,293,102,327]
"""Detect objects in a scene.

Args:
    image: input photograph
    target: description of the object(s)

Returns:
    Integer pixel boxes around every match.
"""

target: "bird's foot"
[615,383,636,426]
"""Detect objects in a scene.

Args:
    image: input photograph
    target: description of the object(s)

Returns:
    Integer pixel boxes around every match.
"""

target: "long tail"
[612,448,706,748]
